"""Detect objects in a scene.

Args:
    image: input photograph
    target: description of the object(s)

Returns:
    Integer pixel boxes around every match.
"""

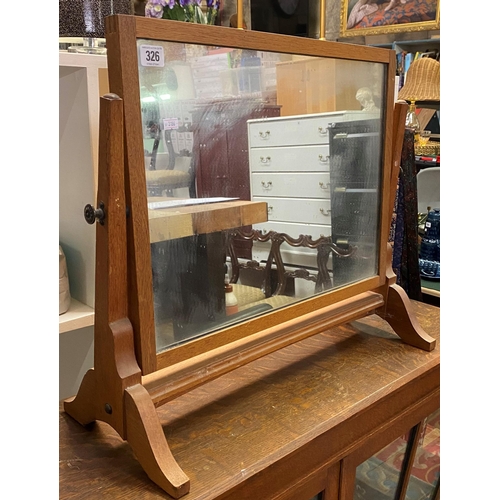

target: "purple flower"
[166,0,176,8]
[145,0,167,18]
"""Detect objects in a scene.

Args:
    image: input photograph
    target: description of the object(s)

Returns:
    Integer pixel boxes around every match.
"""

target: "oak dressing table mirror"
[64,14,435,498]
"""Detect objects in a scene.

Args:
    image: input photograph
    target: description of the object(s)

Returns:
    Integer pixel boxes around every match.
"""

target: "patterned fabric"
[355,0,437,29]
[354,409,440,500]
[392,129,422,301]
[388,183,399,246]
[232,283,266,307]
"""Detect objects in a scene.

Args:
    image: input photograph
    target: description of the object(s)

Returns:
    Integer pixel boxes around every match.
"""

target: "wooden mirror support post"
[64,17,435,499]
[375,101,436,352]
[63,93,190,498]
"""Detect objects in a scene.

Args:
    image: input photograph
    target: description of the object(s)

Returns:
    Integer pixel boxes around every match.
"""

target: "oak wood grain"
[131,15,392,63]
[60,301,439,500]
[106,14,157,375]
[64,95,142,437]
[148,200,268,243]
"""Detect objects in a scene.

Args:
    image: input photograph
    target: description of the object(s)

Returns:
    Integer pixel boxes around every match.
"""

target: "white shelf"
[59,50,107,69]
[59,298,95,334]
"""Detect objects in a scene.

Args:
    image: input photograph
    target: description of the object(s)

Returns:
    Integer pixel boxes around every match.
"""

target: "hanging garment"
[391,129,422,301]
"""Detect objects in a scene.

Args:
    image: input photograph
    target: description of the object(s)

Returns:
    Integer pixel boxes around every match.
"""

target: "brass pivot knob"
[84,202,105,225]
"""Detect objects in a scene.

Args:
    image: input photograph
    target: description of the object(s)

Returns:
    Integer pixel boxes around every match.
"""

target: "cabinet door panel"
[340,410,440,500]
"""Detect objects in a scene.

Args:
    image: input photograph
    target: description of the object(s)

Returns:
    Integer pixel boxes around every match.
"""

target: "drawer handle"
[318,127,328,135]
[319,208,331,216]
[261,181,273,189]
[318,154,330,163]
[259,130,271,139]
[319,182,330,190]
[260,156,271,164]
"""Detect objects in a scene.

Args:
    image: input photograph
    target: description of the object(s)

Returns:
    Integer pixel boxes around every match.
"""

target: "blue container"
[420,237,439,261]
[425,208,440,240]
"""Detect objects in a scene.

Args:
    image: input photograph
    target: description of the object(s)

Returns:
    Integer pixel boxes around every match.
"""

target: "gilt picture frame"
[340,0,440,38]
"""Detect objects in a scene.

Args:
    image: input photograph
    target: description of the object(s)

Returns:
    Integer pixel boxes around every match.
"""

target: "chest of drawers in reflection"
[247,111,381,293]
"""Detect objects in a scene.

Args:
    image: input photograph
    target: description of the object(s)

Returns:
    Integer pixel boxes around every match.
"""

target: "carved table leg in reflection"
[152,232,226,344]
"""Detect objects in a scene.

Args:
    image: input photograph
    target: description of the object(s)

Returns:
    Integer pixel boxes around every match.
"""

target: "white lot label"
[163,118,179,130]
[140,45,164,67]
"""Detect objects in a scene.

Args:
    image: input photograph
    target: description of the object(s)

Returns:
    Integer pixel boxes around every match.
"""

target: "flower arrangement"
[145,0,220,25]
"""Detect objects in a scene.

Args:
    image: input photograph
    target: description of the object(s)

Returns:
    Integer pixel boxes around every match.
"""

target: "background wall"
[220,0,438,43]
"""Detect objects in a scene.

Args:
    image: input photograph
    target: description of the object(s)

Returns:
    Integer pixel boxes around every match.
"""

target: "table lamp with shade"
[59,0,132,54]
[398,57,440,144]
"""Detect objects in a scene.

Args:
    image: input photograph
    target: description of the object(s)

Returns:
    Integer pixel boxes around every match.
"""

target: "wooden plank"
[143,291,385,406]
[148,200,268,243]
[132,15,393,63]
[106,14,157,375]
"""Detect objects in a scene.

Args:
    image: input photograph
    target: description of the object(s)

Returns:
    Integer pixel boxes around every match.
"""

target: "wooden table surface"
[148,200,268,243]
[59,300,440,500]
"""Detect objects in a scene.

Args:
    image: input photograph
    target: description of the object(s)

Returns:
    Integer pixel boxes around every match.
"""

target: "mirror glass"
[136,39,386,353]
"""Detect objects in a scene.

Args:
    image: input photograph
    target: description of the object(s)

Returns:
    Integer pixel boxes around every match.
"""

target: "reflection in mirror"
[136,40,386,353]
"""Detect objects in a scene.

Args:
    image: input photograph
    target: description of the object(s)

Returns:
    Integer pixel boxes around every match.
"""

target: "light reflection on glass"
[136,39,386,353]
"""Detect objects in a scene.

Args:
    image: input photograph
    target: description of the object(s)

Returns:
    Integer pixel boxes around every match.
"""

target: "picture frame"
[340,0,440,38]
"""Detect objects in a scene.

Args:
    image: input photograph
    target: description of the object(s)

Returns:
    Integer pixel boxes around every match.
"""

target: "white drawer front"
[251,172,331,199]
[248,111,377,148]
[249,144,330,172]
[253,196,332,225]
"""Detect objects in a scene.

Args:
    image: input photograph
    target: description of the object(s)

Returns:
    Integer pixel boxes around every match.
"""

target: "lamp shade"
[398,57,440,102]
[59,0,132,38]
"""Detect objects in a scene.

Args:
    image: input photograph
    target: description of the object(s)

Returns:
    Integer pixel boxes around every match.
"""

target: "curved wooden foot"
[380,284,436,352]
[63,369,97,426]
[124,384,190,498]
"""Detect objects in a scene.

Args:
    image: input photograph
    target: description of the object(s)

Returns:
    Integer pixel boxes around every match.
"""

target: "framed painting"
[340,0,440,37]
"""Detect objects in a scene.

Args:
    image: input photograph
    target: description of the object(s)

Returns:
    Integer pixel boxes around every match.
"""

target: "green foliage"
[163,4,186,22]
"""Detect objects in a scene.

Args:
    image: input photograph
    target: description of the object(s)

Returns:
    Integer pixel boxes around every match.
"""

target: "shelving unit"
[373,38,440,53]
[59,51,109,400]
[59,51,109,190]
[59,51,109,318]
[59,299,95,335]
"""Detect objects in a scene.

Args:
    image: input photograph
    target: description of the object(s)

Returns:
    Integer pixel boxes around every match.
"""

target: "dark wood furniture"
[193,99,281,201]
[60,300,440,500]
[226,228,355,307]
[192,99,280,258]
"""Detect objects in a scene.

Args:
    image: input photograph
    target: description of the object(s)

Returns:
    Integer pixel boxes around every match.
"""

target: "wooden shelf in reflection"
[147,199,268,243]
